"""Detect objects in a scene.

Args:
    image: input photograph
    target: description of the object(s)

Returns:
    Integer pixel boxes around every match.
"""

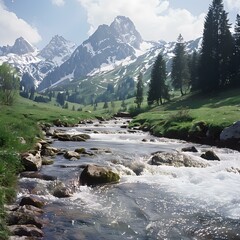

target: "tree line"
[144,0,240,106]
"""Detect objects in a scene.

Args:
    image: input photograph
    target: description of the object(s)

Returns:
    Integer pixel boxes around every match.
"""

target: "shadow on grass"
[164,88,240,111]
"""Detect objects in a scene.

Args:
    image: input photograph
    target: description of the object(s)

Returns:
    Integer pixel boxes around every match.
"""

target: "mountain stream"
[18,118,240,239]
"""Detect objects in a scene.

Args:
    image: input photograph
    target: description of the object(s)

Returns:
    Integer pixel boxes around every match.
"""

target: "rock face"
[80,165,120,186]
[220,121,240,141]
[150,152,207,168]
[38,16,143,91]
[21,152,42,171]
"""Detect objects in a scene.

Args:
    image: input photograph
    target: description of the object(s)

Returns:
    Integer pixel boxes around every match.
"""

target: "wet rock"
[150,152,208,168]
[64,151,80,160]
[200,150,220,161]
[220,121,240,141]
[55,133,90,142]
[142,139,148,142]
[15,205,44,216]
[226,167,240,174]
[181,146,198,152]
[21,152,42,171]
[114,112,131,118]
[8,225,44,238]
[75,148,86,154]
[42,157,54,165]
[49,181,72,198]
[19,196,45,209]
[41,146,59,157]
[20,172,57,181]
[6,212,44,229]
[80,165,120,186]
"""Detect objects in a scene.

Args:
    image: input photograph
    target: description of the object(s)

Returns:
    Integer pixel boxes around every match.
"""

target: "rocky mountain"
[0,37,35,56]
[38,16,152,91]
[38,35,76,65]
[0,35,76,87]
[62,37,202,103]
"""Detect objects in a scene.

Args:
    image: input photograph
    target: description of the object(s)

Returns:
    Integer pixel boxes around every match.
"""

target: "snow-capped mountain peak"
[0,37,36,56]
[38,35,76,65]
[110,16,142,49]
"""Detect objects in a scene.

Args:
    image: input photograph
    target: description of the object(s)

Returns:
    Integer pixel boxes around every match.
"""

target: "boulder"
[14,205,44,216]
[42,157,54,165]
[41,146,59,157]
[8,225,44,238]
[150,152,207,168]
[64,151,80,160]
[220,121,240,141]
[80,165,120,186]
[200,150,220,161]
[55,133,90,142]
[49,181,72,198]
[21,152,42,171]
[19,196,45,209]
[6,212,44,229]
[181,146,198,152]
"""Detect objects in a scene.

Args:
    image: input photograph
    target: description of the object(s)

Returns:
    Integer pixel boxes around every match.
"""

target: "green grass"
[130,88,240,140]
[0,95,97,238]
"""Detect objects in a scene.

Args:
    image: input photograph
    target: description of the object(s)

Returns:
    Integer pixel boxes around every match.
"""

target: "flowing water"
[18,119,240,239]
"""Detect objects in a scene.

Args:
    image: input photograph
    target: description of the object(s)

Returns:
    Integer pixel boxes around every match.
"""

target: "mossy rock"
[80,165,120,186]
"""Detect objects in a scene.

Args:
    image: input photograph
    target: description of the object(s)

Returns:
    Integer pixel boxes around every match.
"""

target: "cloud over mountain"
[77,0,205,42]
[0,1,41,46]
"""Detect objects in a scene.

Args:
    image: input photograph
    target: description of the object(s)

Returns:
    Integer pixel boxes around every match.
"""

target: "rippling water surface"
[19,119,240,239]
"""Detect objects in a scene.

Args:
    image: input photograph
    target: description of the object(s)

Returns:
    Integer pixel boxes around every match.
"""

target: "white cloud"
[0,2,41,46]
[77,0,205,42]
[51,0,65,7]
[224,0,240,11]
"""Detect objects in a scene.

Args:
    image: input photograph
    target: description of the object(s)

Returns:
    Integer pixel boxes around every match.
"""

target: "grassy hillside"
[0,95,95,238]
[130,88,240,146]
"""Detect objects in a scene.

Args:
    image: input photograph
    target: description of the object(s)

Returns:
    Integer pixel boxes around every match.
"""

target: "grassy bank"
[130,88,240,148]
[0,96,95,238]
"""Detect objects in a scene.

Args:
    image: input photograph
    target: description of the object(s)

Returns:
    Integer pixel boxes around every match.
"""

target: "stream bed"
[18,118,240,239]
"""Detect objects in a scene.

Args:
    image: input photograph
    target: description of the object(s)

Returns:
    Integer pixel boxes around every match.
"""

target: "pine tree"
[148,53,168,105]
[135,73,144,108]
[189,51,200,91]
[171,34,190,95]
[199,0,234,92]
[232,14,240,87]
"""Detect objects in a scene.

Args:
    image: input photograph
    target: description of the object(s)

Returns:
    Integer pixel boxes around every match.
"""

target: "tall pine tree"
[148,53,169,105]
[199,0,233,92]
[135,72,144,108]
[188,51,200,91]
[171,34,190,95]
[232,14,240,87]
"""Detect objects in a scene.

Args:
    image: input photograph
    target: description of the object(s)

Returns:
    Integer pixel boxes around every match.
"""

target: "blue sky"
[1,0,240,48]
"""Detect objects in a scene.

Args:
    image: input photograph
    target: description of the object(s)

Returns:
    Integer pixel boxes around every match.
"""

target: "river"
[18,118,240,239]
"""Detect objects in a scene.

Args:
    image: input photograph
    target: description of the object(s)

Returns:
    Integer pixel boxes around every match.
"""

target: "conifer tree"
[135,72,144,108]
[148,53,168,105]
[171,34,190,95]
[232,14,240,87]
[199,0,234,92]
[189,51,200,91]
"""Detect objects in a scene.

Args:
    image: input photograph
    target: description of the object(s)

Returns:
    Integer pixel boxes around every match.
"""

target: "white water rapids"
[18,119,240,239]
